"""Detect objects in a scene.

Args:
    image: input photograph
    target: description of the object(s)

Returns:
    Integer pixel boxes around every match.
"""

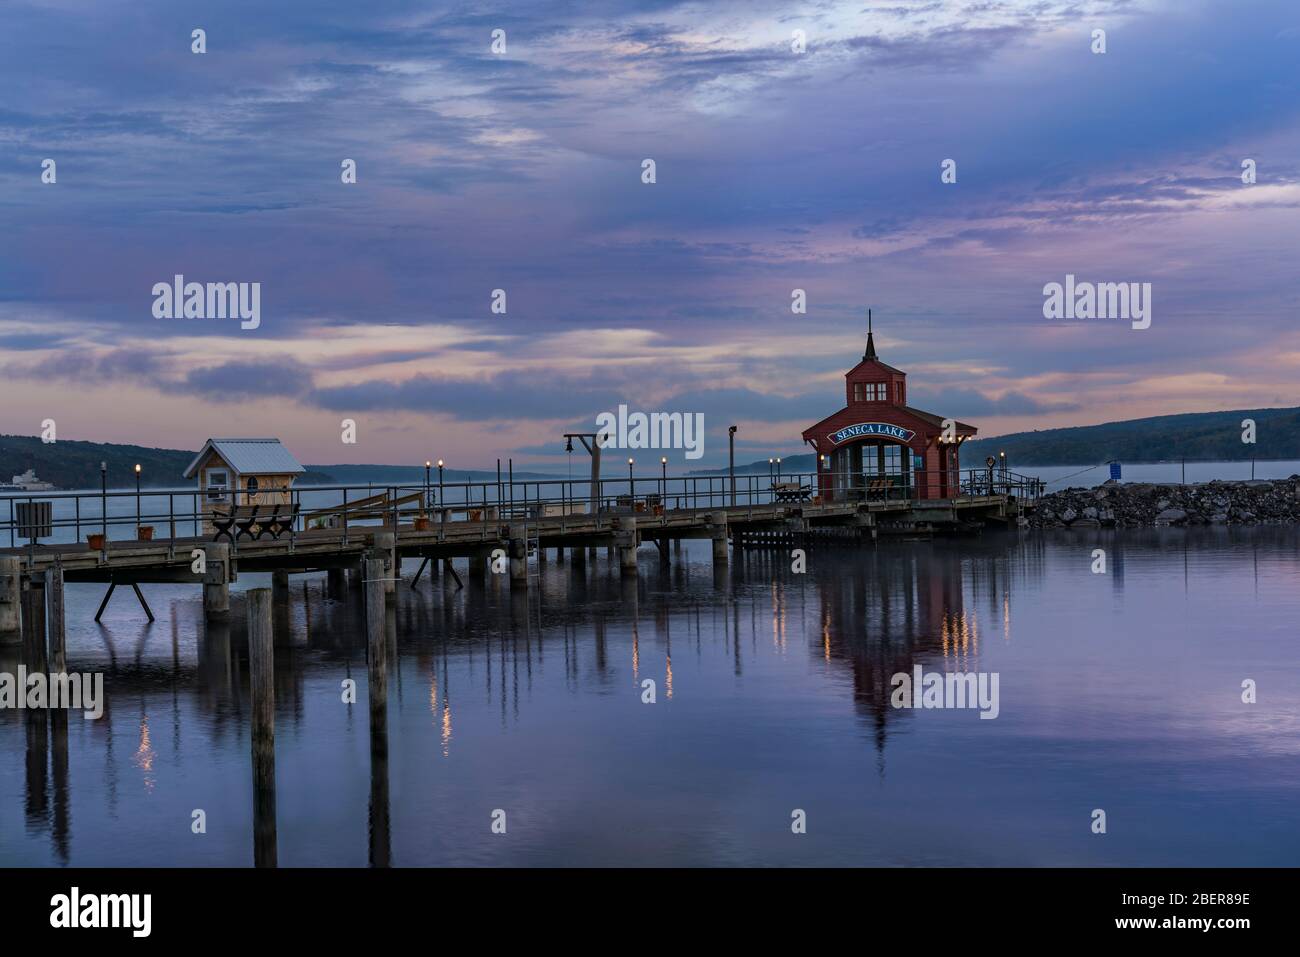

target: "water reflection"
[4,527,1300,866]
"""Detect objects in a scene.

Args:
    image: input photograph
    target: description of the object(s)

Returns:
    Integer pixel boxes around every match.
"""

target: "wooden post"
[366,557,391,867]
[22,578,47,672]
[326,567,346,600]
[468,550,488,581]
[0,556,22,643]
[618,516,638,574]
[247,587,277,867]
[45,566,65,674]
[507,524,527,585]
[375,532,396,596]
[202,543,230,618]
[709,511,729,566]
[365,559,387,713]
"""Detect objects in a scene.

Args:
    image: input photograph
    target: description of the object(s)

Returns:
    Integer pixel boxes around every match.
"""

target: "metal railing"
[0,466,1041,554]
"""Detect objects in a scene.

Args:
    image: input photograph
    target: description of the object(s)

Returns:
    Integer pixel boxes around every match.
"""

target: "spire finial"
[864,309,877,361]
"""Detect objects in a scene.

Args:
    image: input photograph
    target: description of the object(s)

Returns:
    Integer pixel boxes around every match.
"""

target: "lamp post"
[776,457,782,483]
[425,460,431,515]
[628,457,634,502]
[437,459,445,508]
[660,456,667,504]
[728,425,737,506]
[100,461,107,542]
[134,464,142,531]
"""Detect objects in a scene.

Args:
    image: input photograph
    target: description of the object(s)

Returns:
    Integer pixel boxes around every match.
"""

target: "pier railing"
[0,466,1041,552]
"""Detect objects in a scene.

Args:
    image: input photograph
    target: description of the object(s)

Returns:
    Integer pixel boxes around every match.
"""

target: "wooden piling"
[365,558,387,717]
[327,567,346,600]
[507,524,527,585]
[618,516,638,574]
[709,511,730,566]
[202,543,230,618]
[0,556,22,643]
[374,532,396,595]
[247,587,277,867]
[45,566,65,674]
[22,580,47,673]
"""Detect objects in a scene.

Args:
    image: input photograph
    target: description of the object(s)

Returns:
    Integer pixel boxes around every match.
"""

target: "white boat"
[8,468,56,491]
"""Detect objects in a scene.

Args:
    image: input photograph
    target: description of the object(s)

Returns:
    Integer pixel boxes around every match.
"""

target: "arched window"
[246,476,259,502]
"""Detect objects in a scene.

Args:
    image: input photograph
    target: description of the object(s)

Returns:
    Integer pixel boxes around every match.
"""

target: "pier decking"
[0,470,1039,644]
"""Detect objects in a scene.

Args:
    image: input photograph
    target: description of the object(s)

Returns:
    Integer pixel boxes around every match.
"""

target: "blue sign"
[1109,462,1122,481]
[829,422,916,445]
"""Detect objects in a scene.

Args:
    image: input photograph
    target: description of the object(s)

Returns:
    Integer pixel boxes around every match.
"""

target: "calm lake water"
[2,528,1298,867]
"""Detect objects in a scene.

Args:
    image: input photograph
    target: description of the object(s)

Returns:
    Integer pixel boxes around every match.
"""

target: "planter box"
[137,526,154,541]
[87,533,106,550]
[413,517,430,531]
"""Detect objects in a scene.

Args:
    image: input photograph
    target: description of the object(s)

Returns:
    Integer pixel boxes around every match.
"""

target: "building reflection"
[3,537,1052,864]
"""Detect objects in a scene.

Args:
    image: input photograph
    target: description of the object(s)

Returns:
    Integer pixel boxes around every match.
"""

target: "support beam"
[45,566,65,674]
[709,511,730,566]
[374,532,396,596]
[202,543,230,619]
[508,524,528,585]
[326,567,346,600]
[247,587,277,868]
[618,516,639,574]
[0,556,21,643]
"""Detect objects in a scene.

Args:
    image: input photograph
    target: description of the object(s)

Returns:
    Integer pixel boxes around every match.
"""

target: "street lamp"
[628,457,635,500]
[728,425,737,506]
[134,464,141,532]
[425,460,432,514]
[437,459,445,507]
[660,456,667,503]
[776,457,782,482]
[100,461,107,543]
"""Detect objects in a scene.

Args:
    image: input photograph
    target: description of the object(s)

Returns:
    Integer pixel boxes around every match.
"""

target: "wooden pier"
[0,470,1038,642]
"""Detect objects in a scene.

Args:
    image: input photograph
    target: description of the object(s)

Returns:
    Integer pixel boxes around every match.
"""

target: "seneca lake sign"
[828,422,916,445]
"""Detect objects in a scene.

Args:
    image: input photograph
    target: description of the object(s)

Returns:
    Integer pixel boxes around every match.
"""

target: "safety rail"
[0,466,1040,553]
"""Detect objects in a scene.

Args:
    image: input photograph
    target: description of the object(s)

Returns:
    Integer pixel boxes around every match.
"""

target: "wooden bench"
[865,478,895,499]
[211,503,299,542]
[771,482,811,503]
[260,503,300,540]
[212,505,259,542]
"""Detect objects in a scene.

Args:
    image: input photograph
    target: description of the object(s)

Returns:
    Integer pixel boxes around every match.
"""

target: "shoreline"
[1028,476,1300,528]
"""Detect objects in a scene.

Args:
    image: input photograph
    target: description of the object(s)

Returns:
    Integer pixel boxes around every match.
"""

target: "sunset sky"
[2,0,1298,471]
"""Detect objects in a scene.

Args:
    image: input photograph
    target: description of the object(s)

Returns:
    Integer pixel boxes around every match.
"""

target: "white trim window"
[206,469,230,502]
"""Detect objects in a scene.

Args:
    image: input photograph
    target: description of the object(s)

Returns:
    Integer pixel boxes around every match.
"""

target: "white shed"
[183,438,305,507]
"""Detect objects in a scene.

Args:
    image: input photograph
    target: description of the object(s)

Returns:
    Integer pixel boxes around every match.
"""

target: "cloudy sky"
[1,0,1297,471]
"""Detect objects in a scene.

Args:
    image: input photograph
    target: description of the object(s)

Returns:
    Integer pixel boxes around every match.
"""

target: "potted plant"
[87,533,106,550]
[137,525,154,541]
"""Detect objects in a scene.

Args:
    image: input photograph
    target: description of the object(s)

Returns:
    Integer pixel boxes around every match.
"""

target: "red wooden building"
[801,320,977,501]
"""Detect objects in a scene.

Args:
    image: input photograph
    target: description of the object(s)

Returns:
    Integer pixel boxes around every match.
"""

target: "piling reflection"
[14,527,1300,867]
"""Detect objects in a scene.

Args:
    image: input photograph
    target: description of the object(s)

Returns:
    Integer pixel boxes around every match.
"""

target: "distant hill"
[961,407,1300,466]
[688,406,1300,474]
[0,435,333,490]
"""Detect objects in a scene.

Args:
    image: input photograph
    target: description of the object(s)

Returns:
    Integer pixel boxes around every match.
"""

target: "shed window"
[206,469,229,501]
[246,476,260,499]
